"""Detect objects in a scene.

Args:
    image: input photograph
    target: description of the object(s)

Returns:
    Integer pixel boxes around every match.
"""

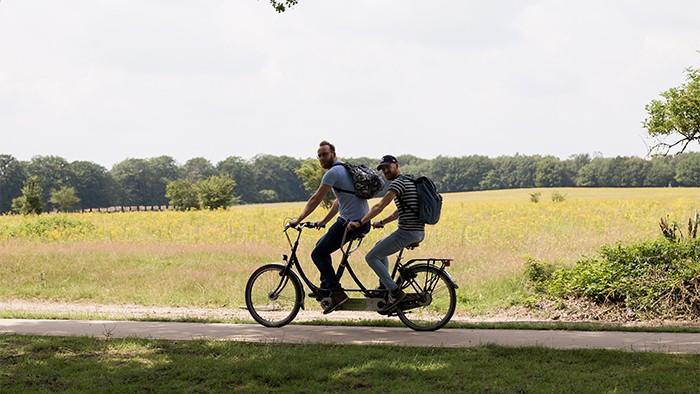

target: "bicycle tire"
[396,264,456,331]
[245,263,302,328]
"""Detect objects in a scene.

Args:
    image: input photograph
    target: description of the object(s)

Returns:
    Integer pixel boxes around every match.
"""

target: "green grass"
[1,334,698,393]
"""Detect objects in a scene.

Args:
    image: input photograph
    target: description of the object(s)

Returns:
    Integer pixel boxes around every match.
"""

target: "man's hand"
[372,220,385,229]
[288,218,301,228]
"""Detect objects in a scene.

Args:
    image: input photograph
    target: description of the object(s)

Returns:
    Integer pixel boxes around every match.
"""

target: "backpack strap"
[330,162,355,195]
[396,174,420,216]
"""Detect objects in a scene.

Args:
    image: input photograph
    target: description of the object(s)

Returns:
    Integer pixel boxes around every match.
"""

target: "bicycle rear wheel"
[396,264,456,331]
[245,263,302,327]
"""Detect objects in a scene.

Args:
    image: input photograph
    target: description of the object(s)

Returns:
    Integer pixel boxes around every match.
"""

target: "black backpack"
[399,175,442,225]
[332,162,385,199]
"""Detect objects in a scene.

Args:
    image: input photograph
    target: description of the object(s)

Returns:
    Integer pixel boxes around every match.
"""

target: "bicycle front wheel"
[245,263,302,327]
[396,264,456,331]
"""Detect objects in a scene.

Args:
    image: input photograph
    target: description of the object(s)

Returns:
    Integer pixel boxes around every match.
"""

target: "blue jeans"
[365,229,425,291]
[311,217,370,291]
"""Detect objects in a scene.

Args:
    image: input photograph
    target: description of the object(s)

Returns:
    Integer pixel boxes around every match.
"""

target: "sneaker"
[322,290,349,314]
[381,288,406,312]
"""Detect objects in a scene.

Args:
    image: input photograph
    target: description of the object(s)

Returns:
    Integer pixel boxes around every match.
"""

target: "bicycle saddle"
[406,242,420,249]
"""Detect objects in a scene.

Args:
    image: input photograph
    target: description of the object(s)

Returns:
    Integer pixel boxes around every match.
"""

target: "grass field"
[1,187,699,316]
[2,334,699,393]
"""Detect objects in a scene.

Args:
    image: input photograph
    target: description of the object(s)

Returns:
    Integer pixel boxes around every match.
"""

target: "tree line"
[2,151,700,214]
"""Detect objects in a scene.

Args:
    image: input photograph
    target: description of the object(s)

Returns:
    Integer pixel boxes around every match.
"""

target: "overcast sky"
[1,1,699,168]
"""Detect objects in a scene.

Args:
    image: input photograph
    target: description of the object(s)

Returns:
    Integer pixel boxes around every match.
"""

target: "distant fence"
[79,205,175,213]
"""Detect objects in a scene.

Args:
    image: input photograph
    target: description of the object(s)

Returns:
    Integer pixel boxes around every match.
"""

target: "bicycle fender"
[266,262,307,309]
[403,261,459,289]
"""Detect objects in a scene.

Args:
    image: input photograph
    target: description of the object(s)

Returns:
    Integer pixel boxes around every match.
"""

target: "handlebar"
[284,221,320,231]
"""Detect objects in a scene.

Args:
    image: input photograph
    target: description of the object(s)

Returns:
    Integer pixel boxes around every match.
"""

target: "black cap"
[376,155,398,170]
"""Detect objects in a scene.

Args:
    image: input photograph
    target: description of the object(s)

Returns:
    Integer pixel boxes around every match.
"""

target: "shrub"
[529,192,541,203]
[527,239,700,319]
[551,191,566,202]
[10,215,96,241]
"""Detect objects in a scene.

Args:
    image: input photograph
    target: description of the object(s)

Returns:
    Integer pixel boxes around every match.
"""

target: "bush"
[551,191,566,202]
[9,215,96,241]
[526,239,700,319]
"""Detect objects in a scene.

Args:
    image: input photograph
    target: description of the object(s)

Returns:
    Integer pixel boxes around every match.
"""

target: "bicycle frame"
[280,222,457,311]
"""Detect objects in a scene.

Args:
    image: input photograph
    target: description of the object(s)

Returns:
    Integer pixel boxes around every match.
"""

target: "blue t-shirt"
[322,161,369,221]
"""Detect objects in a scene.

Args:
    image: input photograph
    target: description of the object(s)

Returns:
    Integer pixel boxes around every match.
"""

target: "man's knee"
[311,249,326,265]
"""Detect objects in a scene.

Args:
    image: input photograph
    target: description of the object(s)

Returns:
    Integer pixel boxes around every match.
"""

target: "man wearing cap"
[347,155,425,311]
[288,141,371,314]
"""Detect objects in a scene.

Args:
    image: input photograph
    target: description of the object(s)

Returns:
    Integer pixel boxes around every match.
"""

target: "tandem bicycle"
[244,221,459,331]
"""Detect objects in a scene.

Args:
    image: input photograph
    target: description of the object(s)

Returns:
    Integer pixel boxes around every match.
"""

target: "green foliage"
[660,212,699,242]
[674,152,700,186]
[165,179,199,211]
[270,0,298,12]
[196,175,238,210]
[12,176,44,214]
[257,189,278,203]
[8,215,95,240]
[551,191,566,202]
[0,154,26,213]
[527,239,700,319]
[529,191,541,203]
[295,158,333,208]
[49,186,80,212]
[8,148,700,214]
[644,64,700,155]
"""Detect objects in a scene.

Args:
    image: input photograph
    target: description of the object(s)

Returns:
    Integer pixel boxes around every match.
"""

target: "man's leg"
[365,230,425,291]
[311,218,346,291]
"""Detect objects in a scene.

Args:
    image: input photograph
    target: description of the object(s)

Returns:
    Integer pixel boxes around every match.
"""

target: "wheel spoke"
[397,265,456,331]
[245,264,302,327]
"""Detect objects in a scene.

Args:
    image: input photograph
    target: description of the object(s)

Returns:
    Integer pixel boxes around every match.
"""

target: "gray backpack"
[399,175,442,225]
[332,162,385,199]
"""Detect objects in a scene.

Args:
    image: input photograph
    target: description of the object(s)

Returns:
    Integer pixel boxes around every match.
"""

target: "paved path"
[2,319,700,354]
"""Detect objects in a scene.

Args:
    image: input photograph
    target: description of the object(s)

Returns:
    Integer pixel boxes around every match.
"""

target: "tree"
[49,186,80,212]
[26,155,74,204]
[535,156,564,187]
[70,161,114,209]
[196,175,238,210]
[643,64,700,155]
[110,156,180,206]
[270,0,298,12]
[12,176,44,214]
[217,156,258,204]
[674,152,700,186]
[644,155,675,186]
[0,154,26,213]
[182,157,216,182]
[148,156,181,206]
[295,158,333,208]
[110,158,153,206]
[251,155,306,202]
[165,179,199,211]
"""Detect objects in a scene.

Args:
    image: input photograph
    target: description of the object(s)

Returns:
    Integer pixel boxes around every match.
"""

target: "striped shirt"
[390,174,425,231]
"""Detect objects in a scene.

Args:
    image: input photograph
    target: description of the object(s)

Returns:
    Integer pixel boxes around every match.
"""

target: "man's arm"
[375,209,399,227]
[316,198,339,227]
[288,184,331,227]
[347,190,396,230]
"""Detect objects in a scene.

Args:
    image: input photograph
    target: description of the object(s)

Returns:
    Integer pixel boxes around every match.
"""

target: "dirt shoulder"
[2,299,699,329]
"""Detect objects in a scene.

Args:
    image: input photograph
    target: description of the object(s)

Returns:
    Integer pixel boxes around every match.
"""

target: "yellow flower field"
[1,188,698,314]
